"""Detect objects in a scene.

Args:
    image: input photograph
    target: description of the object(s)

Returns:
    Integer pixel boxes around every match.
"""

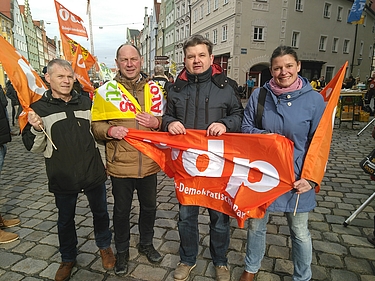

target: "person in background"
[0,102,20,244]
[153,64,171,92]
[22,59,115,281]
[5,80,22,126]
[91,44,163,277]
[162,34,243,281]
[310,76,321,92]
[0,85,8,119]
[365,72,375,113]
[240,45,325,281]
[318,75,326,89]
[246,76,255,98]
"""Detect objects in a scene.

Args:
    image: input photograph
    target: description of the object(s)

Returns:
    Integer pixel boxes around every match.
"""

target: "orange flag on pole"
[54,0,88,38]
[0,36,47,131]
[60,32,95,67]
[124,129,295,227]
[71,45,95,92]
[301,61,348,191]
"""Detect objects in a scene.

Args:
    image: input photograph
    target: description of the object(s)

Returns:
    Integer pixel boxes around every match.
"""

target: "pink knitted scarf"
[269,77,303,96]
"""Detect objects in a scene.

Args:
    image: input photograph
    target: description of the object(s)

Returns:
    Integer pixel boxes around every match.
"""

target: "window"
[222,25,228,41]
[343,39,350,54]
[369,45,374,59]
[177,6,180,18]
[332,37,338,53]
[176,30,179,42]
[324,3,331,18]
[224,0,228,4]
[205,32,209,39]
[214,0,219,11]
[337,6,343,21]
[185,24,190,38]
[214,0,218,10]
[325,66,334,82]
[319,36,327,51]
[207,0,211,14]
[291,31,300,48]
[193,9,198,23]
[253,27,264,41]
[200,4,204,19]
[182,3,185,15]
[295,0,303,12]
[213,29,218,44]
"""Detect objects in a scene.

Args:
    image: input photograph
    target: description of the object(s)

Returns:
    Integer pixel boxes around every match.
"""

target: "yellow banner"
[91,80,166,121]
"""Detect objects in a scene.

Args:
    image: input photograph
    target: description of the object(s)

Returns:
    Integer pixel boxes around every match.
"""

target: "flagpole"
[350,23,358,75]
[87,0,94,55]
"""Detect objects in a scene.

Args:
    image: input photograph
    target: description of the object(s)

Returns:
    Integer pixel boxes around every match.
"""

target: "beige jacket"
[91,72,161,178]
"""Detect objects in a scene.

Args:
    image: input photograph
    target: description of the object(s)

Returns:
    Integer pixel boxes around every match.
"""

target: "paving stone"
[11,257,48,274]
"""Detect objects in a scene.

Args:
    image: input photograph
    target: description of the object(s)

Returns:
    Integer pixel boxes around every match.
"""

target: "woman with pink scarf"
[239,46,326,281]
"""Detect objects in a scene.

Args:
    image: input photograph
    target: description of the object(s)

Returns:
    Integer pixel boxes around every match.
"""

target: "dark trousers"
[10,105,22,126]
[54,183,112,262]
[111,173,157,253]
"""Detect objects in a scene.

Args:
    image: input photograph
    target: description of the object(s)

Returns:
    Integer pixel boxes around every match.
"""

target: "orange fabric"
[0,36,46,131]
[54,0,88,38]
[71,46,95,92]
[125,129,295,227]
[301,62,348,191]
[60,32,95,67]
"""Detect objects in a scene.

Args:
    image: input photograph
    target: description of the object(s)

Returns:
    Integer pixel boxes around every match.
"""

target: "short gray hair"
[154,64,165,76]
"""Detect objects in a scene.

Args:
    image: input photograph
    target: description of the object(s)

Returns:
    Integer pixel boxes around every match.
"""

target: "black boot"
[114,251,129,276]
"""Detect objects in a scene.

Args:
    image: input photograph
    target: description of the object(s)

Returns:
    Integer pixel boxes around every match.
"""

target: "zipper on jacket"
[205,96,209,124]
[184,92,190,125]
[194,76,199,128]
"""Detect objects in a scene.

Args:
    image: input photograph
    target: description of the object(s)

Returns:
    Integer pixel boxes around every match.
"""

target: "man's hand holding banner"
[124,129,295,228]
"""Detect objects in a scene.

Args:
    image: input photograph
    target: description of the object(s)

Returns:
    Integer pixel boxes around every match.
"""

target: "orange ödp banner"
[125,129,295,227]
[54,0,88,38]
[0,36,46,131]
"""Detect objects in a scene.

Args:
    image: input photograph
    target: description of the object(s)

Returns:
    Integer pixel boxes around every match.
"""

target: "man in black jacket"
[22,59,115,281]
[162,34,243,281]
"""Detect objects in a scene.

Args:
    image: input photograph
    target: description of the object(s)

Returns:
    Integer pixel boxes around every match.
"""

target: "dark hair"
[116,43,141,59]
[270,45,299,66]
[183,34,213,56]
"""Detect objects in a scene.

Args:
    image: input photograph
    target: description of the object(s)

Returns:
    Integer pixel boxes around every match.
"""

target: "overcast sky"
[19,0,154,68]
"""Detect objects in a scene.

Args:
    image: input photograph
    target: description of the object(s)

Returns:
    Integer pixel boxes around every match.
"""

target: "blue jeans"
[0,144,7,177]
[111,174,157,253]
[54,183,112,262]
[178,205,230,266]
[244,211,312,281]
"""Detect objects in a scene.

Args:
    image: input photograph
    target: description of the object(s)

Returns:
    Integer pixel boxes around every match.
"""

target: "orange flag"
[124,129,295,227]
[71,45,95,92]
[301,61,348,191]
[54,0,88,38]
[0,36,47,131]
[60,32,95,67]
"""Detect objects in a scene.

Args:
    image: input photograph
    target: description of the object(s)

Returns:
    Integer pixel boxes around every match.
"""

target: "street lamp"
[355,56,363,66]
[188,0,192,36]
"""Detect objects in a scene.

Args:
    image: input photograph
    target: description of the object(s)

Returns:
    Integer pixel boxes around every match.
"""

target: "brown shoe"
[55,261,76,281]
[0,217,20,228]
[0,229,19,243]
[239,271,255,281]
[100,247,116,270]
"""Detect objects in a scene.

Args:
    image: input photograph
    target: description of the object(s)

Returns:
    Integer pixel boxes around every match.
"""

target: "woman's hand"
[293,178,314,194]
